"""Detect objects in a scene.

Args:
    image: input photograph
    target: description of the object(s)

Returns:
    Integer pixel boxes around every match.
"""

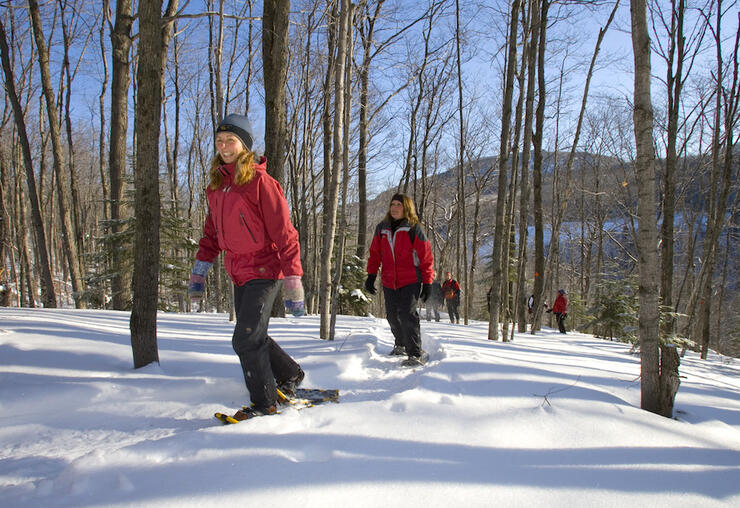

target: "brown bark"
[263,0,291,318]
[0,18,56,308]
[516,0,537,333]
[28,0,85,308]
[263,0,290,185]
[630,0,661,414]
[658,344,680,418]
[130,0,178,368]
[489,0,521,340]
[105,0,133,310]
[530,0,548,333]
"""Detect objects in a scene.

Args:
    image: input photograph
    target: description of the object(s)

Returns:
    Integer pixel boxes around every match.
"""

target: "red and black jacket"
[195,157,302,286]
[442,279,461,301]
[366,220,434,290]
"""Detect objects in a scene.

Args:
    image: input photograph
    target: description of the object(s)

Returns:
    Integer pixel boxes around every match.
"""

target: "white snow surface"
[1,307,738,507]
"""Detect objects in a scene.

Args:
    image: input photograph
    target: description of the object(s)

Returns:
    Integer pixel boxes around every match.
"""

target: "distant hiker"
[0,268,8,306]
[189,114,305,421]
[365,193,435,366]
[425,272,444,322]
[527,294,534,315]
[550,289,568,334]
[442,271,461,324]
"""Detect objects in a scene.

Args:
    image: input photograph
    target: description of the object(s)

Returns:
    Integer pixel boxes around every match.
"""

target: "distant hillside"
[363,150,629,226]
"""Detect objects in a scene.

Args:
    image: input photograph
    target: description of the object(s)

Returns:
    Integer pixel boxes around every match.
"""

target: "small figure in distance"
[442,271,461,324]
[425,272,443,322]
[550,289,568,334]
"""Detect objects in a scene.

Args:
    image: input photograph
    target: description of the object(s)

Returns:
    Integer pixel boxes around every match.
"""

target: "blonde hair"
[208,149,256,190]
[384,194,419,226]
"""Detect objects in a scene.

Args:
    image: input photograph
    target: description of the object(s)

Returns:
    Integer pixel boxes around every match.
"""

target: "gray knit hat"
[216,114,254,150]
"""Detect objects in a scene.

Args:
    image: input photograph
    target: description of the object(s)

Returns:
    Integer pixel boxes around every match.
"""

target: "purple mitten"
[188,260,212,299]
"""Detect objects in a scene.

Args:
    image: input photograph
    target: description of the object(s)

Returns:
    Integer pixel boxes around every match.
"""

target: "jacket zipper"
[240,213,257,243]
[217,185,231,241]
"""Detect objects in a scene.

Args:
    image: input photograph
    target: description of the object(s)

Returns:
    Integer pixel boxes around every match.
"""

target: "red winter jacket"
[366,220,434,290]
[442,279,460,301]
[195,157,302,286]
[552,294,568,314]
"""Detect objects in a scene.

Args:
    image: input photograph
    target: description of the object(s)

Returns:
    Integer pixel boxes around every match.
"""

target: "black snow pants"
[554,312,567,334]
[383,282,423,357]
[446,299,460,323]
[232,279,302,408]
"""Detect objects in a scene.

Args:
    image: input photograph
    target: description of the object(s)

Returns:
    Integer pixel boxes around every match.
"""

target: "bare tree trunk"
[488,0,521,340]
[355,5,372,257]
[320,0,349,340]
[263,0,290,185]
[130,0,178,368]
[59,0,88,281]
[659,0,695,339]
[319,1,336,321]
[454,0,470,325]
[630,0,661,414]
[291,6,319,313]
[531,0,548,333]
[331,17,353,339]
[105,0,133,310]
[0,19,56,308]
[211,0,225,120]
[98,11,110,225]
[0,150,10,306]
[263,0,291,318]
[16,186,37,307]
[516,0,537,333]
[28,0,85,308]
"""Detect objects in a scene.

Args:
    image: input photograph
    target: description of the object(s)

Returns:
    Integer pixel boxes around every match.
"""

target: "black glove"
[364,274,377,295]
[420,283,431,303]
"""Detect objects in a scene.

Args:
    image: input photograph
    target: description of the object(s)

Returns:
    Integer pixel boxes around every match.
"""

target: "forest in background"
[0,0,738,382]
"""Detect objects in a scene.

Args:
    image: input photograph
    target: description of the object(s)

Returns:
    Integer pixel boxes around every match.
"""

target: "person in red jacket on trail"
[550,289,568,333]
[365,194,435,366]
[188,114,305,421]
[442,272,461,324]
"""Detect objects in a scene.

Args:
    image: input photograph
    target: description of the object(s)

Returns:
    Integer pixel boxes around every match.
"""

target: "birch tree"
[488,0,521,340]
[319,0,351,340]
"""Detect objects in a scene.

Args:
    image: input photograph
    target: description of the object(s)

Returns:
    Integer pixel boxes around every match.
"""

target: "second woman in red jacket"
[365,194,435,366]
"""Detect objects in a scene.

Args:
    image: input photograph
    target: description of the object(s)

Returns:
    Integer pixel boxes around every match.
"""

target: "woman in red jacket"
[188,114,305,420]
[365,194,435,366]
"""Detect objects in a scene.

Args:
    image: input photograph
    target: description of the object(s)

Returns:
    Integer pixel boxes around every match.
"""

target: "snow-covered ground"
[1,307,738,507]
